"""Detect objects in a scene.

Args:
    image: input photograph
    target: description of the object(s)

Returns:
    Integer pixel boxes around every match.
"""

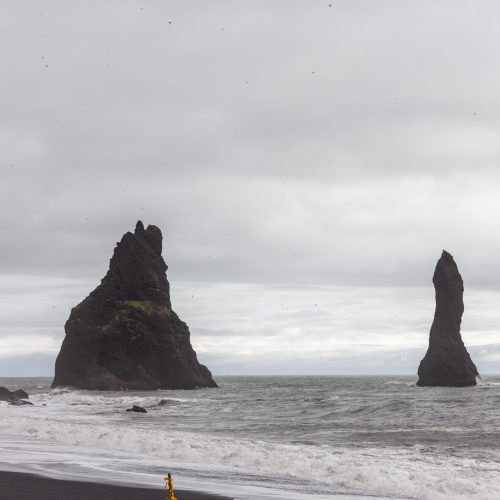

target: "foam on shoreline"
[2,376,500,499]
[0,470,230,500]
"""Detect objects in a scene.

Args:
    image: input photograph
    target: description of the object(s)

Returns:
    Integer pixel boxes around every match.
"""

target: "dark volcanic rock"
[52,221,217,390]
[0,387,13,402]
[417,250,479,387]
[0,387,32,405]
[11,389,29,400]
[9,398,33,406]
[126,405,147,413]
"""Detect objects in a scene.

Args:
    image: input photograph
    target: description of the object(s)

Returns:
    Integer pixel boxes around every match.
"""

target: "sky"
[2,1,500,376]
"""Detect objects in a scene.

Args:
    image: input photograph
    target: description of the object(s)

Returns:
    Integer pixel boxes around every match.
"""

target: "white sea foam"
[1,404,499,499]
[2,376,500,499]
[40,389,206,407]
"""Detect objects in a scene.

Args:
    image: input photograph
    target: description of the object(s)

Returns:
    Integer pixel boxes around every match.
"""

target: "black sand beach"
[0,471,232,500]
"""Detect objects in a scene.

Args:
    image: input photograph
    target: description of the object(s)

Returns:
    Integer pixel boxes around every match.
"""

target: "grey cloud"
[193,328,278,338]
[201,347,425,377]
[0,354,55,377]
[3,1,500,374]
[3,1,500,184]
[4,175,500,290]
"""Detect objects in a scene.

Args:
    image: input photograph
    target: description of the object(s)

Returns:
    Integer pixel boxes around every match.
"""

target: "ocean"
[0,375,499,499]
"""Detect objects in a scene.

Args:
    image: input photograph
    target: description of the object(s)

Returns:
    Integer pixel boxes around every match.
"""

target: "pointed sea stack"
[417,250,478,387]
[52,221,217,390]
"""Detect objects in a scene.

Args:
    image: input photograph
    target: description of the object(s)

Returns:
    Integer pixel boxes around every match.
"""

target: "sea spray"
[1,376,500,499]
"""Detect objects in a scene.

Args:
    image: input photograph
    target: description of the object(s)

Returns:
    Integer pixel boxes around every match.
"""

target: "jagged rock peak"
[133,220,162,255]
[417,250,479,387]
[52,222,217,390]
[434,250,462,293]
[102,221,169,306]
[135,220,145,233]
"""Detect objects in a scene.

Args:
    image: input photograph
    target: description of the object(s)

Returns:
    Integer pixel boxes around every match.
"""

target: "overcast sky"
[2,1,500,377]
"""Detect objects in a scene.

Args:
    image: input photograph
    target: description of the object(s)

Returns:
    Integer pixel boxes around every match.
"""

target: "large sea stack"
[417,250,478,387]
[52,221,217,390]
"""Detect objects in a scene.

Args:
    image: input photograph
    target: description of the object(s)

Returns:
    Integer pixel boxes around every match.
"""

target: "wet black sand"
[0,471,232,500]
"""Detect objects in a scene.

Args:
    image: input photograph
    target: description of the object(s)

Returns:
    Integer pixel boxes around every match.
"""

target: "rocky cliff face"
[52,221,217,390]
[417,250,478,387]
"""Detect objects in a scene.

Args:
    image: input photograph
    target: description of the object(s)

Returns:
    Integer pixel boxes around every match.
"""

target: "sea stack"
[52,221,217,390]
[417,250,478,387]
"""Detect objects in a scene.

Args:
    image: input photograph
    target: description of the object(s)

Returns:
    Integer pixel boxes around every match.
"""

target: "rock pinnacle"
[52,222,217,390]
[417,250,478,387]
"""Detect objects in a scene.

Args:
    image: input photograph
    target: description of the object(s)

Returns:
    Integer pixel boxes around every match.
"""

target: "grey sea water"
[0,376,499,499]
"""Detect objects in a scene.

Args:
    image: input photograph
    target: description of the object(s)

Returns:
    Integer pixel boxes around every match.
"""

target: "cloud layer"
[2,1,500,375]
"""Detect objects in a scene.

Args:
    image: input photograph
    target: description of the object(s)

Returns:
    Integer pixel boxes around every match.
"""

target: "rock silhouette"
[417,250,478,387]
[11,389,29,400]
[126,405,147,413]
[0,387,32,405]
[52,221,217,390]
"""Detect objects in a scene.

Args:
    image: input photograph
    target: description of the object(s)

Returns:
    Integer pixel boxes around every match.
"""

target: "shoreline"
[0,470,232,500]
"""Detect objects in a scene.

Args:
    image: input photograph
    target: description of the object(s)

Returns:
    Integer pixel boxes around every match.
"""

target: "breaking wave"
[1,375,500,499]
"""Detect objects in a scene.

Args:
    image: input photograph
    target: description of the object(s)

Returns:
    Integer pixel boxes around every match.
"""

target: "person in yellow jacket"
[164,473,178,500]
